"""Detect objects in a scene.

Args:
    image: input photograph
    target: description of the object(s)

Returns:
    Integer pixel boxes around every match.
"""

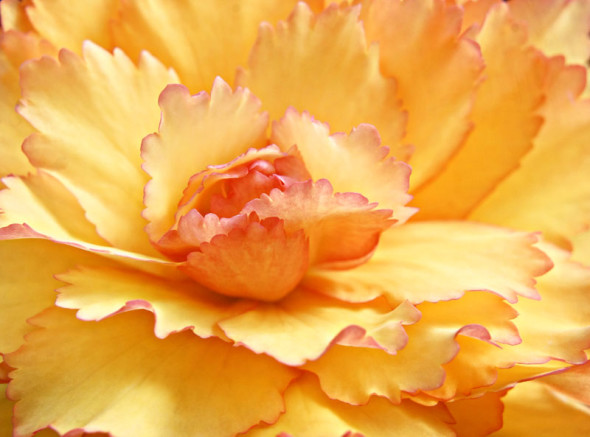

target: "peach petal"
[304,221,551,305]
[56,266,253,340]
[470,56,590,247]
[6,308,298,437]
[245,374,455,437]
[361,0,484,188]
[142,80,268,242]
[0,30,55,178]
[18,42,178,255]
[493,381,590,436]
[24,0,118,53]
[113,0,321,92]
[242,179,393,267]
[271,110,414,223]
[304,292,518,405]
[220,290,419,366]
[181,217,309,302]
[237,2,407,156]
[413,3,546,218]
[509,0,590,70]
[540,362,590,406]
[447,391,506,437]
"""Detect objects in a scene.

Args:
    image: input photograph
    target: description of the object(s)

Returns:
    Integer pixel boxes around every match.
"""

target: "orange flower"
[1,0,590,435]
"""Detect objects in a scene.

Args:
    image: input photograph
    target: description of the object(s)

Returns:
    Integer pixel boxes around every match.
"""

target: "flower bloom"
[1,0,590,435]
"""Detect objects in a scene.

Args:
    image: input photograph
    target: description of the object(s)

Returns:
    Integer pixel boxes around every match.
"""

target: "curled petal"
[242,179,393,267]
[182,217,309,302]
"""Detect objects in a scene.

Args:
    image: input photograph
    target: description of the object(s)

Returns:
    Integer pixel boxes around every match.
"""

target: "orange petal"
[361,0,483,188]
[182,217,309,302]
[447,390,506,437]
[412,2,546,218]
[507,242,590,364]
[142,80,268,242]
[470,56,590,247]
[0,239,113,355]
[6,308,298,437]
[509,0,590,69]
[18,43,178,255]
[540,362,590,406]
[242,179,393,267]
[304,221,551,305]
[271,110,414,223]
[460,0,502,32]
[25,0,118,53]
[0,0,34,32]
[219,290,419,365]
[1,383,14,437]
[493,381,590,436]
[245,374,454,437]
[305,291,519,405]
[0,31,55,178]
[112,0,313,92]
[56,266,252,340]
[0,172,105,245]
[236,2,407,156]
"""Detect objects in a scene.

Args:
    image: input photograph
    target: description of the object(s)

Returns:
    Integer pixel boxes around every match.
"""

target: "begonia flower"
[1,0,590,435]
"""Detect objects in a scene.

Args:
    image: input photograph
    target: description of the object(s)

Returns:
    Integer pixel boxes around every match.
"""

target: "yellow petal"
[245,374,454,437]
[56,266,252,340]
[0,31,55,177]
[219,290,419,365]
[237,2,407,156]
[492,381,590,436]
[142,79,268,242]
[508,242,590,364]
[447,390,505,437]
[25,0,118,53]
[413,3,546,218]
[572,229,590,266]
[0,239,111,354]
[6,308,297,437]
[271,110,414,222]
[361,0,483,188]
[0,172,105,245]
[470,56,590,246]
[509,0,590,69]
[18,43,178,255]
[304,292,519,405]
[112,0,314,92]
[304,221,551,304]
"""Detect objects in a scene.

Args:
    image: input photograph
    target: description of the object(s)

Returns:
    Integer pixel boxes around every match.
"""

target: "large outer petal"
[303,221,551,305]
[446,390,505,437]
[541,362,590,406]
[55,266,252,340]
[18,43,179,255]
[492,381,590,436]
[141,80,268,242]
[245,374,454,437]
[0,239,115,354]
[236,2,407,156]
[112,0,319,92]
[361,0,483,188]
[509,0,590,70]
[470,56,590,246]
[219,290,420,365]
[303,292,519,405]
[6,308,298,437]
[412,2,546,218]
[0,31,54,177]
[25,0,118,53]
[271,110,414,222]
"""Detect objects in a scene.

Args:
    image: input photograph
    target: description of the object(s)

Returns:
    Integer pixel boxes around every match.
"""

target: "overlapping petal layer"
[361,0,483,188]
[6,308,298,437]
[18,43,178,255]
[446,391,506,437]
[304,221,551,304]
[237,2,407,156]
